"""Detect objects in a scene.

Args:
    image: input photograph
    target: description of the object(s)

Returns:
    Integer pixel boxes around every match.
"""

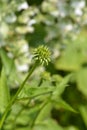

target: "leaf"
[76,68,87,97]
[0,48,14,75]
[18,80,54,99]
[79,105,87,127]
[53,98,77,113]
[55,41,87,71]
[34,119,63,130]
[0,48,20,87]
[0,68,10,114]
[35,102,52,124]
[64,126,79,130]
[14,103,41,126]
[52,74,72,98]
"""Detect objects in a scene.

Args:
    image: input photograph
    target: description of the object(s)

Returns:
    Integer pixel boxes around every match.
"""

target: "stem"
[0,62,38,129]
[12,91,52,129]
[16,90,53,102]
[30,101,48,128]
[12,99,31,130]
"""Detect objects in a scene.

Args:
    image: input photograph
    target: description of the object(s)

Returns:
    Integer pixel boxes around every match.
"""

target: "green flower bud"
[33,45,51,66]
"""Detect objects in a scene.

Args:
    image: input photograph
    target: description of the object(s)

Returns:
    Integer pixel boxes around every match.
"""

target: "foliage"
[0,0,87,130]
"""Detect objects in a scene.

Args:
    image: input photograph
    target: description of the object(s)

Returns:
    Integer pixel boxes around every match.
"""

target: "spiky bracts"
[33,45,51,66]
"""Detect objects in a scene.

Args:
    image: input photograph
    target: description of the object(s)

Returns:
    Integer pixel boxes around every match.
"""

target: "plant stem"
[12,99,31,130]
[12,91,52,129]
[0,62,38,129]
[16,90,53,102]
[30,101,48,128]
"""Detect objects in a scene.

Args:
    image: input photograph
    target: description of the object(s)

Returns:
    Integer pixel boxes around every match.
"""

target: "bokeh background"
[0,0,87,130]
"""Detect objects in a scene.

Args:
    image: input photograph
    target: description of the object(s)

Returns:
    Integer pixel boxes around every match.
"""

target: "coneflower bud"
[33,45,51,66]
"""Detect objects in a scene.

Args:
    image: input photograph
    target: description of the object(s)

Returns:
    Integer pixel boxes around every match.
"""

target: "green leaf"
[0,48,20,87]
[34,119,63,130]
[55,41,87,71]
[76,68,87,97]
[18,80,54,99]
[0,68,10,114]
[64,126,79,130]
[0,48,14,75]
[53,98,77,113]
[35,102,52,124]
[53,74,72,98]
[79,105,87,127]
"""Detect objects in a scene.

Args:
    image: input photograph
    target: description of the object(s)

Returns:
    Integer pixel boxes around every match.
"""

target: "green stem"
[12,100,31,130]
[16,90,53,102]
[12,91,52,129]
[0,62,38,129]
[30,101,48,128]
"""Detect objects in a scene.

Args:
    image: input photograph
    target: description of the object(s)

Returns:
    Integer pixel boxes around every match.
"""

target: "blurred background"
[0,0,87,130]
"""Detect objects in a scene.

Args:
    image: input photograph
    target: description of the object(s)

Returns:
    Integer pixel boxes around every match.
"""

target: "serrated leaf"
[18,80,54,99]
[53,74,72,98]
[0,68,10,114]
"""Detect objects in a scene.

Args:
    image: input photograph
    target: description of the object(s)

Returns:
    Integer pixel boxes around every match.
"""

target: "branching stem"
[0,62,38,129]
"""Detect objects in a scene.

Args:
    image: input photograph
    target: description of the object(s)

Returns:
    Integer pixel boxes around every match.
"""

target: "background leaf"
[76,68,87,97]
[34,119,63,130]
[0,68,10,114]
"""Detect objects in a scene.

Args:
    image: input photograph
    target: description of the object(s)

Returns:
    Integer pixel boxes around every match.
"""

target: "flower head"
[33,45,51,66]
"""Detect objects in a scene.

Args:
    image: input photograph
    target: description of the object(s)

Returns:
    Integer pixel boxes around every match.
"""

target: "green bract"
[33,45,51,66]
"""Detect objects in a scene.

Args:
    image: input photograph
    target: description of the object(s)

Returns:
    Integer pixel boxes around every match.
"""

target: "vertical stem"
[0,62,38,129]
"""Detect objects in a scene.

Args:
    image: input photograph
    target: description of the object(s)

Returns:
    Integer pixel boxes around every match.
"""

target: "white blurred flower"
[78,1,85,8]
[17,64,29,72]
[5,13,17,23]
[65,24,73,31]
[53,49,60,59]
[0,22,9,38]
[71,1,85,9]
[71,0,85,16]
[7,52,14,58]
[18,2,29,11]
[75,8,83,16]
[50,11,59,17]
[28,19,36,26]
[21,44,29,53]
